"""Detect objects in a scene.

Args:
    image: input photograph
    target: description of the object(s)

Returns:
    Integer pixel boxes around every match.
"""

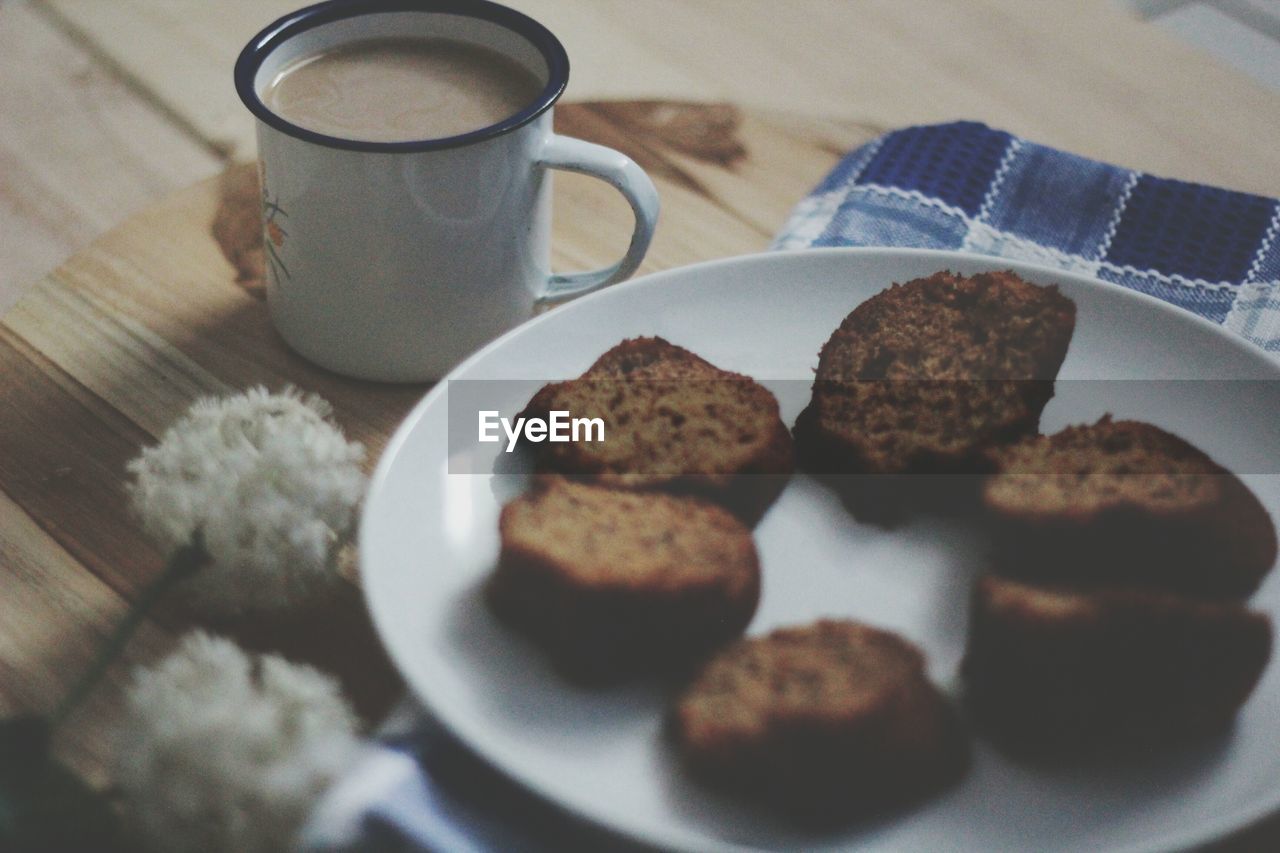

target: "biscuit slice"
[521,337,793,524]
[964,575,1272,754]
[672,620,967,823]
[984,417,1277,598]
[794,270,1075,522]
[488,477,760,683]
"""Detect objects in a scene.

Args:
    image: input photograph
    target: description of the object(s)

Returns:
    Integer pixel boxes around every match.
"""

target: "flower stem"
[49,540,206,730]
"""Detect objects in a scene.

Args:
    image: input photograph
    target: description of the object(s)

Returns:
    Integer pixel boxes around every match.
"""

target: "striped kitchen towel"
[301,121,1280,853]
[774,121,1280,352]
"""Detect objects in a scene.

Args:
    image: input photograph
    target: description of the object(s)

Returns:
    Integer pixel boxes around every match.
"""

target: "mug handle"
[535,134,659,304]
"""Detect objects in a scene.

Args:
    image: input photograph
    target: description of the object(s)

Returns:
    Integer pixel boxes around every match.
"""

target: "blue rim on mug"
[234,0,571,153]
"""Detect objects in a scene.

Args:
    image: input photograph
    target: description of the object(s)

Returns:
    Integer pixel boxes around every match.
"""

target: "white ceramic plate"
[361,248,1280,852]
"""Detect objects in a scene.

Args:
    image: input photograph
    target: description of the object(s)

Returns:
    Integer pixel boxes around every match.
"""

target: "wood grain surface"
[6,0,1280,315]
[0,101,864,785]
[38,0,1280,190]
[0,2,222,314]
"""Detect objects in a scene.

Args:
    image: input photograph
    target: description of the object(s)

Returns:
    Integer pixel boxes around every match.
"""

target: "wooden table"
[2,0,1279,848]
[6,0,1280,314]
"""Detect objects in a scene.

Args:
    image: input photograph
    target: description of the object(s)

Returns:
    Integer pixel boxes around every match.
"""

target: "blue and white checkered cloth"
[302,121,1280,853]
[774,121,1280,351]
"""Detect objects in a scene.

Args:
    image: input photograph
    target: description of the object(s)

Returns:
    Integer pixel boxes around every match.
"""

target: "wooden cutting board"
[0,101,876,784]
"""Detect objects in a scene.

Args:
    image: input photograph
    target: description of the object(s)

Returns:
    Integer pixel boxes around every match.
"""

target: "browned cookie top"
[800,270,1076,475]
[989,416,1244,513]
[522,337,793,510]
[671,619,967,819]
[499,476,758,595]
[984,417,1277,596]
[675,620,928,741]
[491,476,761,682]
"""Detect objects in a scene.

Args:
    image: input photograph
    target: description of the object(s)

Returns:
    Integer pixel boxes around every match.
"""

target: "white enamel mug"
[235,0,659,382]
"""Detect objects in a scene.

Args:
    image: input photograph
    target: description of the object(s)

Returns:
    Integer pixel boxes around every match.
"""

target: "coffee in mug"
[235,0,659,382]
[260,37,544,143]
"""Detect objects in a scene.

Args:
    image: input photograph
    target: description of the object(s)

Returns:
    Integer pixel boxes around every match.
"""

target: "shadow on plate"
[443,578,677,739]
[488,440,533,505]
[651,730,971,851]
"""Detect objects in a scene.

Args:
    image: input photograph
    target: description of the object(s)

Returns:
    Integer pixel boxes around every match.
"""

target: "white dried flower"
[116,631,360,853]
[127,386,365,616]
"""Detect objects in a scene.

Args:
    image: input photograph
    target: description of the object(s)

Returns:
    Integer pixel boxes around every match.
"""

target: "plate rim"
[360,246,1280,853]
